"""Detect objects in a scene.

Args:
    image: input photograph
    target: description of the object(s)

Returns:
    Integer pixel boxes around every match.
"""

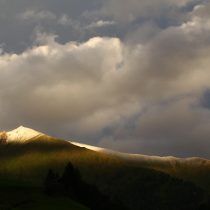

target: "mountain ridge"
[0,126,210,209]
[2,126,210,163]
[71,141,210,163]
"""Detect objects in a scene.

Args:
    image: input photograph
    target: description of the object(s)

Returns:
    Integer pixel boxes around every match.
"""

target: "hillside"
[0,126,209,209]
[0,185,89,210]
[72,141,210,192]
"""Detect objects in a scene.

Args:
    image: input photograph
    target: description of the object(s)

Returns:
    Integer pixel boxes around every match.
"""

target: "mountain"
[6,126,44,142]
[4,126,208,162]
[72,140,207,163]
[72,140,210,195]
[3,126,210,191]
[0,126,210,209]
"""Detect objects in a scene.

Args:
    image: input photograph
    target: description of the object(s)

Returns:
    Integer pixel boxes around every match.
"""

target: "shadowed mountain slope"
[0,126,209,209]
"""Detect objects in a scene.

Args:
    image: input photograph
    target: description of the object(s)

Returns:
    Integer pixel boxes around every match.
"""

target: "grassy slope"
[0,138,125,185]
[0,138,94,210]
[0,185,89,210]
[0,137,209,209]
[122,156,210,192]
[0,138,127,209]
[1,136,210,190]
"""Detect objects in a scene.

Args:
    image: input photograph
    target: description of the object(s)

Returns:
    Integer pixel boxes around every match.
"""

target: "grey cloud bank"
[0,0,210,158]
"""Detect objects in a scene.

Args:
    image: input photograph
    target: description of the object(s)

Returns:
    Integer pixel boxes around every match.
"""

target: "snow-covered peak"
[6,126,44,142]
[71,141,106,152]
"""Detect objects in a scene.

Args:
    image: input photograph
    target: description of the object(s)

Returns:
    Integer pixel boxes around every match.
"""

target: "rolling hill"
[71,140,210,193]
[0,126,210,209]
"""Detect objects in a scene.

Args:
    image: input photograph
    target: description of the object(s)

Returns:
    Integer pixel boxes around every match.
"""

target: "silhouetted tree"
[60,162,81,198]
[44,162,127,210]
[44,169,59,195]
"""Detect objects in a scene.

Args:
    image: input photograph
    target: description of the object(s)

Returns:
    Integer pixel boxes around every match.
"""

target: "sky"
[0,0,210,158]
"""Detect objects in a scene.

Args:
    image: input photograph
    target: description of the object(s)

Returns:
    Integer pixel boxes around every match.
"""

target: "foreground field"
[0,184,89,210]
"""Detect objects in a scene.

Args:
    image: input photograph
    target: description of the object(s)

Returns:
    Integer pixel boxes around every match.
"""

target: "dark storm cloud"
[0,0,107,52]
[0,0,197,52]
[0,0,210,158]
[201,90,210,110]
[98,96,210,158]
[102,0,199,22]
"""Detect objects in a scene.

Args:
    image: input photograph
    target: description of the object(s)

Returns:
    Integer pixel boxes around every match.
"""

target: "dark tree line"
[44,162,126,210]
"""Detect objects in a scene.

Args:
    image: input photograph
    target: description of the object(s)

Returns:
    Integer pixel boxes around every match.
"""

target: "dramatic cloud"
[101,0,198,23]
[99,96,210,157]
[0,36,125,133]
[86,20,116,29]
[20,10,57,22]
[0,0,210,157]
